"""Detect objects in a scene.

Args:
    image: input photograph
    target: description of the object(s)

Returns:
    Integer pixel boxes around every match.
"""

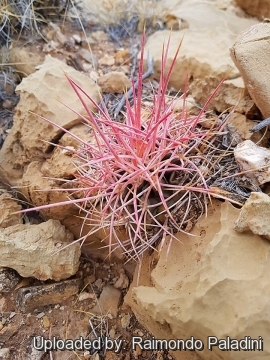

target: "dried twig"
[250,117,270,132]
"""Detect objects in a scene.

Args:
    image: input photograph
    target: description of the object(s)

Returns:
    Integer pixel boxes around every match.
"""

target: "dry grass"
[81,0,172,30]
[0,0,67,45]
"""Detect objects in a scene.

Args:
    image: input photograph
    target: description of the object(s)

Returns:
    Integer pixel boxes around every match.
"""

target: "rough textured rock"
[19,161,77,220]
[231,23,270,118]
[114,268,129,289]
[234,140,270,186]
[0,191,22,228]
[97,71,131,93]
[41,124,95,179]
[235,0,270,19]
[145,1,257,90]
[234,192,270,240]
[0,268,20,293]
[126,200,270,360]
[226,113,264,145]
[16,279,81,313]
[0,348,10,359]
[8,44,45,77]
[190,76,258,115]
[92,285,121,318]
[170,95,199,115]
[0,219,80,281]
[0,55,101,185]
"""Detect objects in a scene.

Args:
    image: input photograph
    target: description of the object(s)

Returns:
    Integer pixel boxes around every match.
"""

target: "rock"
[16,278,81,313]
[0,55,101,185]
[97,72,131,93]
[41,124,96,179]
[91,31,108,42]
[43,40,59,53]
[92,285,121,318]
[0,268,20,293]
[120,313,131,329]
[0,191,22,228]
[0,324,18,343]
[126,200,270,360]
[114,49,130,65]
[99,55,115,67]
[235,0,270,19]
[0,219,80,281]
[226,113,264,145]
[105,352,119,360]
[27,337,45,359]
[0,348,10,359]
[144,1,257,90]
[230,23,270,118]
[234,140,270,186]
[8,44,45,77]
[77,291,95,302]
[19,161,77,220]
[189,76,258,116]
[72,34,81,44]
[170,95,199,115]
[234,192,270,240]
[2,99,15,110]
[78,48,95,64]
[0,297,7,313]
[114,269,129,289]
[47,22,68,46]
[18,125,97,221]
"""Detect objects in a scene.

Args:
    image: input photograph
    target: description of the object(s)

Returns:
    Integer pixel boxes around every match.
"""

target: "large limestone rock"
[235,0,270,19]
[0,55,100,185]
[144,1,257,91]
[126,201,270,360]
[231,23,270,118]
[234,192,270,240]
[0,219,80,281]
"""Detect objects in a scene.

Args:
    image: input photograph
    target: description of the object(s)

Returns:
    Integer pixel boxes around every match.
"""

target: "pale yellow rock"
[230,23,270,118]
[227,113,264,144]
[190,76,257,115]
[0,56,101,185]
[235,0,270,19]
[144,2,257,90]
[234,192,270,240]
[170,95,199,115]
[19,161,77,220]
[0,219,80,281]
[97,71,131,93]
[41,124,95,179]
[126,201,270,359]
[8,44,45,77]
[98,55,115,67]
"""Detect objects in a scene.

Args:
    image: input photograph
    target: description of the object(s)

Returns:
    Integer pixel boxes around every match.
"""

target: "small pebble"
[43,316,50,328]
[78,292,95,302]
[109,328,116,339]
[94,279,103,290]
[36,312,45,319]
[72,34,81,44]
[2,99,15,109]
[9,312,16,319]
[121,313,131,329]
